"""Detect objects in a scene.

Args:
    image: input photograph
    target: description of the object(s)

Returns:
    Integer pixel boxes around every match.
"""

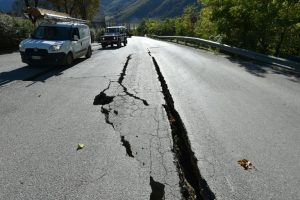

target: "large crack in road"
[93,55,149,130]
[93,54,171,199]
[148,50,215,200]
[93,52,214,199]
[93,54,149,152]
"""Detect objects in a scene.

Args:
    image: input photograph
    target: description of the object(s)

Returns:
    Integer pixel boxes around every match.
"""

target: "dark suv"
[100,26,128,48]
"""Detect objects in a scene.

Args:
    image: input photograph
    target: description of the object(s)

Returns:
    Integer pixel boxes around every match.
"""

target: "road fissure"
[93,54,149,158]
[121,136,134,158]
[101,107,115,129]
[148,50,215,200]
[118,54,132,84]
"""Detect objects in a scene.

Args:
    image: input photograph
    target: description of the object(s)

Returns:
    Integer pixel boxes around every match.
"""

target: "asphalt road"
[0,37,299,200]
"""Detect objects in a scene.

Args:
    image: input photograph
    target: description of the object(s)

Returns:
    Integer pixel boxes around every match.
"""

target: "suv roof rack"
[107,26,127,28]
[25,7,89,24]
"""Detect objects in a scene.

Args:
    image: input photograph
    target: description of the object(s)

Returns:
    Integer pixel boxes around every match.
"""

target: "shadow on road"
[0,58,86,87]
[96,46,126,51]
[0,49,18,55]
[228,57,268,77]
[227,56,300,82]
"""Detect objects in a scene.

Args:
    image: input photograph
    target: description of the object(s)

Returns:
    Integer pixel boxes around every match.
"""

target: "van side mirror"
[73,35,79,41]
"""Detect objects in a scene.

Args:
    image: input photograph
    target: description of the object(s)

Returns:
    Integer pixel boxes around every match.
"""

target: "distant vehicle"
[100,26,128,48]
[19,7,92,67]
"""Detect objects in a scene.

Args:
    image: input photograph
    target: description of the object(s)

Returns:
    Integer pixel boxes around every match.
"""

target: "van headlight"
[50,44,62,51]
[113,37,117,40]
[19,44,25,52]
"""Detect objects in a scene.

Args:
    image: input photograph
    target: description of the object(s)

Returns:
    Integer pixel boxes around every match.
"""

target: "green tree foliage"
[136,5,199,36]
[13,0,52,16]
[136,19,176,36]
[12,0,99,20]
[47,0,99,20]
[194,7,218,41]
[90,27,104,42]
[137,0,300,57]
[198,0,300,57]
[0,13,34,50]
[175,5,198,36]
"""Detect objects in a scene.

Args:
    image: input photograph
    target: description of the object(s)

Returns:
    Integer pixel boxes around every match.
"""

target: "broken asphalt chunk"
[150,176,165,200]
[93,92,114,105]
[77,143,85,150]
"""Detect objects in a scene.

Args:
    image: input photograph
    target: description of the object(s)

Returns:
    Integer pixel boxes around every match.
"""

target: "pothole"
[150,176,165,200]
[93,92,115,105]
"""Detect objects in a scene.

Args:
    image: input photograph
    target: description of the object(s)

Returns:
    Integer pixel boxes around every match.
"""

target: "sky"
[0,0,15,12]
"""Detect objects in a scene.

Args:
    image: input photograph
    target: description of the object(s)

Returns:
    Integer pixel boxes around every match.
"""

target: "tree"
[49,0,77,15]
[48,0,99,20]
[136,20,147,36]
[271,0,300,56]
[24,0,39,7]
[175,5,199,36]
[13,0,52,16]
[197,0,300,57]
[136,0,300,57]
[194,7,218,41]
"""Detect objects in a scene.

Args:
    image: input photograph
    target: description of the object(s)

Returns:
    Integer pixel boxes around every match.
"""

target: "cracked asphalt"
[1,37,300,200]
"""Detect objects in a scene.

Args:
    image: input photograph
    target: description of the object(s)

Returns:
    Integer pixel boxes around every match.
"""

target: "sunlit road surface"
[0,37,299,200]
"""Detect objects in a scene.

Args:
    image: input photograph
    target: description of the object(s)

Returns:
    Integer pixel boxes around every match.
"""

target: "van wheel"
[86,46,92,58]
[117,40,121,48]
[65,53,73,66]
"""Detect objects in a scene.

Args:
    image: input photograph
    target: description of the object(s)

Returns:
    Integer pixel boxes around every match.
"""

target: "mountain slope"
[102,0,197,22]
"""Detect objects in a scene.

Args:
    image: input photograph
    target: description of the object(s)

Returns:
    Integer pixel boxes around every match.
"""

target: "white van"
[19,22,92,66]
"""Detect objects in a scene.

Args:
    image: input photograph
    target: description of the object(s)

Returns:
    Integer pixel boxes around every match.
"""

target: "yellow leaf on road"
[238,159,253,170]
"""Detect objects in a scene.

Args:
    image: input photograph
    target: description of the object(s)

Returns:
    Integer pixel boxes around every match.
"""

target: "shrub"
[90,28,104,43]
[0,14,34,51]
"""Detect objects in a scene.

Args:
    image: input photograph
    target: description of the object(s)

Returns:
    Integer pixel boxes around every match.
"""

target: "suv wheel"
[102,44,107,49]
[117,40,121,48]
[86,46,92,58]
[123,40,127,46]
[65,53,73,66]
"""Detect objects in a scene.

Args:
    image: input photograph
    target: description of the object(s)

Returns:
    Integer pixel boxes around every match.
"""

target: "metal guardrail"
[151,35,300,72]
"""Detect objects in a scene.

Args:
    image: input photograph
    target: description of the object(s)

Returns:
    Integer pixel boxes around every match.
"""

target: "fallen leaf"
[77,144,85,150]
[238,159,253,170]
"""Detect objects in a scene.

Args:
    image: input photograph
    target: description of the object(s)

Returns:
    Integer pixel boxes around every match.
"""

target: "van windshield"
[32,26,72,41]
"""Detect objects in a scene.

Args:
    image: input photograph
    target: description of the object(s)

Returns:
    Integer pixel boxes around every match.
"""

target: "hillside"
[1,0,197,23]
[102,0,197,22]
